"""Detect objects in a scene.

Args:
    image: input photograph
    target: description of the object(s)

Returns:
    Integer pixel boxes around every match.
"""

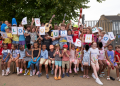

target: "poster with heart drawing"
[101,34,109,43]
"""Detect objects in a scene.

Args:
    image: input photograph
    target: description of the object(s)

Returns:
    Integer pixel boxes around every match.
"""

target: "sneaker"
[62,74,65,78]
[58,76,61,80]
[46,74,49,79]
[54,77,58,80]
[38,73,42,77]
[69,70,72,73]
[24,69,29,76]
[66,73,70,77]
[51,70,54,75]
[92,73,96,79]
[116,77,120,81]
[36,71,39,76]
[30,70,32,76]
[99,74,103,78]
[19,69,23,74]
[33,69,36,75]
[77,67,79,71]
[5,70,10,76]
[2,71,4,76]
[81,67,83,72]
[74,68,77,73]
[96,78,103,85]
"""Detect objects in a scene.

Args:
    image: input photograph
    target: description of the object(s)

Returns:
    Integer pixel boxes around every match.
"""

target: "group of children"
[0,18,120,85]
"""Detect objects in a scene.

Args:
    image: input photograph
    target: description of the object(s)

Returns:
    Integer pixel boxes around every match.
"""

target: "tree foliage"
[0,0,105,24]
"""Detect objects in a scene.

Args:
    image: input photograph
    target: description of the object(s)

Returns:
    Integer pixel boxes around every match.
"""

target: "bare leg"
[55,65,58,77]
[45,65,48,74]
[59,67,61,77]
[115,65,119,77]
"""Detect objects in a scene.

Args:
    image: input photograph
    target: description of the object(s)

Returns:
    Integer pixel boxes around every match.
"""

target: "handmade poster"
[66,36,73,43]
[60,30,67,37]
[0,32,7,38]
[39,27,45,35]
[101,34,109,43]
[75,39,81,47]
[22,17,27,25]
[53,30,59,38]
[92,28,98,33]
[108,32,115,40]
[12,27,17,34]
[85,34,92,43]
[35,18,41,26]
[18,27,23,35]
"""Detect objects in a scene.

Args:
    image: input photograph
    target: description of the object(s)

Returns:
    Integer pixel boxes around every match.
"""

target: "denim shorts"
[12,41,19,44]
[59,42,67,49]
[55,61,62,66]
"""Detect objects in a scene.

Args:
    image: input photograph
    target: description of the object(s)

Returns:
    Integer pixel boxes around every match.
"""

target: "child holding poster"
[69,42,77,73]
[4,26,13,49]
[90,42,103,85]
[105,44,120,81]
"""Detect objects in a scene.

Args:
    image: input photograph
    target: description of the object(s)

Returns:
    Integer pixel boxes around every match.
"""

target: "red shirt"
[115,51,120,62]
[62,50,70,61]
[72,30,79,43]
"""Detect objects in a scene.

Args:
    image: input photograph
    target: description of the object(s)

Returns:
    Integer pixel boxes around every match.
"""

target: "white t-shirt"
[2,49,10,54]
[90,48,99,62]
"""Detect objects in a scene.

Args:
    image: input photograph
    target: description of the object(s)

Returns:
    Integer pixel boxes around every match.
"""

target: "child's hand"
[110,62,114,66]
[34,59,37,62]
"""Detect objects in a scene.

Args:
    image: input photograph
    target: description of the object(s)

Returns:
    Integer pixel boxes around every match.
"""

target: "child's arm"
[81,50,84,62]
[1,53,3,61]
[43,50,48,64]
[104,39,114,48]
[35,48,41,61]
[92,35,94,43]
[59,50,62,57]
[65,51,69,57]
[69,42,71,51]
[65,23,70,30]
[53,50,56,57]
[105,51,113,66]
[115,55,120,63]
[31,18,35,29]
[4,53,10,62]
[15,54,19,61]
[31,49,34,61]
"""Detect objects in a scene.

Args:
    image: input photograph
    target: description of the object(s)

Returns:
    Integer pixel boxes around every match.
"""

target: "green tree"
[0,0,105,24]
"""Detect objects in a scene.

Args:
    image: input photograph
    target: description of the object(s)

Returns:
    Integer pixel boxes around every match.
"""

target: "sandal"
[107,76,110,81]
[86,75,90,79]
[116,77,120,81]
[101,72,105,76]
[83,75,86,78]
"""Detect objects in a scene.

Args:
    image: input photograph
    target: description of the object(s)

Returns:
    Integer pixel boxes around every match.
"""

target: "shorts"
[19,41,25,45]
[70,58,77,64]
[40,58,48,65]
[7,43,12,49]
[49,59,55,64]
[62,61,70,68]
[55,61,62,66]
[12,41,19,44]
[24,57,32,61]
[59,42,67,49]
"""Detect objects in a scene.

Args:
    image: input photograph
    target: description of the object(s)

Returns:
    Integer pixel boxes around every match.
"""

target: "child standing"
[69,43,77,73]
[98,42,107,77]
[82,44,90,78]
[38,44,49,79]
[1,44,10,76]
[4,26,12,49]
[105,44,120,81]
[62,44,70,78]
[76,47,83,72]
[27,42,41,76]
[6,44,19,75]
[25,25,31,45]
[48,45,55,75]
[0,33,3,57]
[18,45,25,74]
[53,44,62,80]
[90,42,103,85]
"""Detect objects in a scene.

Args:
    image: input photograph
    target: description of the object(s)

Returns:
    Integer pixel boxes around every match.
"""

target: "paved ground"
[0,61,120,86]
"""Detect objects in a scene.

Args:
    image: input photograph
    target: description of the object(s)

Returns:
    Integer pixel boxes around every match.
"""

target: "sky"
[83,0,120,20]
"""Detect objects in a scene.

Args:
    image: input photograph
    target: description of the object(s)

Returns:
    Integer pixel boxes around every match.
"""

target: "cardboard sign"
[60,30,67,37]
[101,34,109,43]
[75,39,81,47]
[18,27,23,35]
[67,36,73,43]
[108,32,115,40]
[12,27,17,34]
[35,18,41,26]
[22,17,27,25]
[53,30,59,38]
[92,28,98,33]
[85,34,92,43]
[39,27,45,35]
[0,32,7,38]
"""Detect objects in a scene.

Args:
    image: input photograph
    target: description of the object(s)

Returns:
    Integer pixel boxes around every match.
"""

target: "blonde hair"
[87,27,92,34]
[101,31,106,34]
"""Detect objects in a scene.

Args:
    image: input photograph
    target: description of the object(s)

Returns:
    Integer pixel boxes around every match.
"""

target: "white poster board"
[53,30,59,38]
[75,39,81,47]
[0,32,8,38]
[39,27,45,35]
[101,34,109,43]
[108,32,115,40]
[18,27,23,35]
[22,17,27,25]
[85,34,92,43]
[66,36,73,43]
[12,27,17,34]
[35,18,41,26]
[60,30,67,37]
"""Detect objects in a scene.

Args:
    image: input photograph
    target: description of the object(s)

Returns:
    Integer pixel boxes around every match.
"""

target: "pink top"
[69,49,75,60]
[83,34,94,46]
[98,48,106,60]
[62,50,70,61]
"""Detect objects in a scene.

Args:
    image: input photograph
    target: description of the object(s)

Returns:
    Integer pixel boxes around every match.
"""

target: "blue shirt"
[41,50,48,59]
[19,30,25,41]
